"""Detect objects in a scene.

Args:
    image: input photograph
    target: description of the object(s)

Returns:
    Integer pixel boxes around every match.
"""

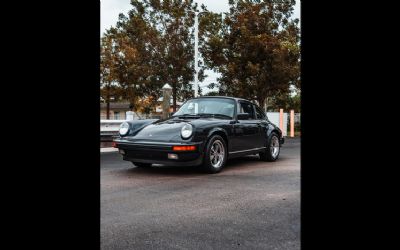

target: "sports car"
[113,96,284,173]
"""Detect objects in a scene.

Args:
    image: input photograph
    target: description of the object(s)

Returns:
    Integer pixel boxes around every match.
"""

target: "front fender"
[207,127,229,139]
[124,119,158,137]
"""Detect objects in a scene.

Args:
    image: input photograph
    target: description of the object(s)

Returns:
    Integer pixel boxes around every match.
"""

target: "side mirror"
[169,112,175,117]
[237,112,250,120]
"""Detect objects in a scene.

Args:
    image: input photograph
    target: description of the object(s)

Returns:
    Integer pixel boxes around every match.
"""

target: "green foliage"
[200,0,300,108]
[204,91,221,96]
[101,0,201,111]
[100,0,300,112]
[270,91,301,112]
[100,35,125,117]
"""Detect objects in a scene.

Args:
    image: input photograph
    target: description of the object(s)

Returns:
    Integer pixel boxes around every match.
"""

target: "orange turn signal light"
[172,145,196,151]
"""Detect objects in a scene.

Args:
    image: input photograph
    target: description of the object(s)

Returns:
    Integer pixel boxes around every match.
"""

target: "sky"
[101,0,301,94]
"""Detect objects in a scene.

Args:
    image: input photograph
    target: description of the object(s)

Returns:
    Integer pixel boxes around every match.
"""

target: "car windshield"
[173,98,235,119]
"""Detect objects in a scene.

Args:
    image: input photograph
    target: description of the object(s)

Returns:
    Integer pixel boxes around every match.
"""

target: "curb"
[100,147,118,153]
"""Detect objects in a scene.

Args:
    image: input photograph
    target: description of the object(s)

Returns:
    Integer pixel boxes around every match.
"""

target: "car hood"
[127,119,189,142]
[124,117,229,142]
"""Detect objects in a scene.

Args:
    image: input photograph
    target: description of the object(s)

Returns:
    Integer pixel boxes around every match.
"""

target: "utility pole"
[193,10,224,97]
[193,11,224,97]
[194,11,199,97]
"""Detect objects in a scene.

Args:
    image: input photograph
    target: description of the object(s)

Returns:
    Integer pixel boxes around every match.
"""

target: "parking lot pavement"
[101,137,300,250]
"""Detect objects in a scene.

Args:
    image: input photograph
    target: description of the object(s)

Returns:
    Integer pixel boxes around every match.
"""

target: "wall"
[266,112,288,136]
[100,110,127,120]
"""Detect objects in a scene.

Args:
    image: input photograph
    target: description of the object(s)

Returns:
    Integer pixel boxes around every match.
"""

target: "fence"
[266,112,300,137]
[100,113,162,120]
[100,120,122,143]
[266,112,288,136]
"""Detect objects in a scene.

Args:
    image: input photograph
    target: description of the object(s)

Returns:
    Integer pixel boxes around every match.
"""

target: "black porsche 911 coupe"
[113,96,284,173]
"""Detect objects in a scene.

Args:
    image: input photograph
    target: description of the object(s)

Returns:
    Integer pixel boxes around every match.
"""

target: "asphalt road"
[101,138,300,250]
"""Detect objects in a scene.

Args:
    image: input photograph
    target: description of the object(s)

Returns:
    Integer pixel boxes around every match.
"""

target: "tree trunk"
[172,82,177,112]
[265,97,269,112]
[258,97,265,111]
[106,85,110,119]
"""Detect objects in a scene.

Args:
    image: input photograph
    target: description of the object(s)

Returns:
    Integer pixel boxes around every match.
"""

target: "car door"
[230,101,263,152]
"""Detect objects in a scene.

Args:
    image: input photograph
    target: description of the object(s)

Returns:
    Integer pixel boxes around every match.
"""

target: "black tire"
[202,135,227,174]
[131,162,152,168]
[259,132,281,162]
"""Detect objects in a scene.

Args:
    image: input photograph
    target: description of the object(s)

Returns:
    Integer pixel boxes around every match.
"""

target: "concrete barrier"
[100,120,124,144]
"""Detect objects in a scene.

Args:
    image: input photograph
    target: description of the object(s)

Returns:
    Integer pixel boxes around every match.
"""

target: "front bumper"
[114,139,204,166]
[280,137,285,145]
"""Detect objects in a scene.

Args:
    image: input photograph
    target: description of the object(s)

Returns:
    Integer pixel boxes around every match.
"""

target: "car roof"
[189,96,251,103]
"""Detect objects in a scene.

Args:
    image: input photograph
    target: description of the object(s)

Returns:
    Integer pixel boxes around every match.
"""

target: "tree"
[104,0,202,112]
[100,35,122,119]
[143,0,199,111]
[104,8,160,112]
[200,0,300,108]
[269,91,301,112]
[204,91,221,96]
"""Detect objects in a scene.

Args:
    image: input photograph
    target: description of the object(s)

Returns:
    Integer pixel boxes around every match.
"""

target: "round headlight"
[119,122,130,136]
[181,123,193,139]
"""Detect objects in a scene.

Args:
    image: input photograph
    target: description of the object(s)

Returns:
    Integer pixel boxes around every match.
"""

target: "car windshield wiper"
[198,113,232,119]
[175,113,201,118]
[174,113,232,119]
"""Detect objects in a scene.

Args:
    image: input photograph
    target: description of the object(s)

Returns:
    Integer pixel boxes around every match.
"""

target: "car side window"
[239,101,255,119]
[255,106,266,120]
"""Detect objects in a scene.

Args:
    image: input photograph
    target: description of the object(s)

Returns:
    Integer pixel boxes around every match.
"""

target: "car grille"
[126,149,169,160]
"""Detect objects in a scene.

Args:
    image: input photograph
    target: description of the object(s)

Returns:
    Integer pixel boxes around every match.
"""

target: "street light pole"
[193,11,224,97]
[194,11,199,97]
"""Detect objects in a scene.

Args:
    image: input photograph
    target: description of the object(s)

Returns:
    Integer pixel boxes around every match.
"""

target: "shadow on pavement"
[118,155,276,177]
